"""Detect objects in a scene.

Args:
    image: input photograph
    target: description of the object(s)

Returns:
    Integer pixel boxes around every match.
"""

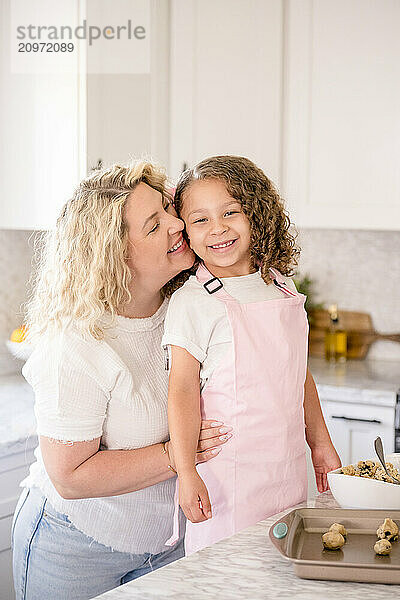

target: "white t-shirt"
[162,271,297,389]
[22,298,185,555]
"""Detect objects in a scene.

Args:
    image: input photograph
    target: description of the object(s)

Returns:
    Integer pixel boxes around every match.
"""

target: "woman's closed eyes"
[147,202,176,235]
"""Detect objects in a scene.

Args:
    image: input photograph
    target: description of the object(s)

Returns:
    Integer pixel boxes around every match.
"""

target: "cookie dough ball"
[322,531,345,550]
[374,539,392,556]
[376,518,399,541]
[329,523,347,539]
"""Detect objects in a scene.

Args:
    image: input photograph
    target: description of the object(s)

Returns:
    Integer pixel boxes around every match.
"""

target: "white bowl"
[328,467,400,510]
[6,340,33,361]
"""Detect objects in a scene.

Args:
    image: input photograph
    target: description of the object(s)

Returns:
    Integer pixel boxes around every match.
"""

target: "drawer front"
[0,515,13,553]
[0,463,32,519]
[321,400,395,466]
[0,547,14,600]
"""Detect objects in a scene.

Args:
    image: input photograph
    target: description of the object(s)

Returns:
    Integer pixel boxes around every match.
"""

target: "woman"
[12,160,231,600]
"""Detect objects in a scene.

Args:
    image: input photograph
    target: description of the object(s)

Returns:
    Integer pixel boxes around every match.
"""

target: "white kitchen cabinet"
[86,0,170,171]
[0,0,85,231]
[0,442,36,600]
[0,0,169,230]
[282,0,400,230]
[169,0,284,184]
[321,400,395,467]
[3,0,399,230]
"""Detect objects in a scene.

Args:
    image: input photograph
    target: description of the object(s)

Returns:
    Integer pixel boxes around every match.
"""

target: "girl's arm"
[304,368,332,448]
[40,419,227,500]
[167,345,202,476]
[168,345,213,522]
[303,368,341,492]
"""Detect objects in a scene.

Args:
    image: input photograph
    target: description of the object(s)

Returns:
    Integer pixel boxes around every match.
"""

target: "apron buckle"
[203,277,223,294]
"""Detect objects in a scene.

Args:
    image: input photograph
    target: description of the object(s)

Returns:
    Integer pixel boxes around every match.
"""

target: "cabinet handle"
[91,159,103,171]
[331,415,382,424]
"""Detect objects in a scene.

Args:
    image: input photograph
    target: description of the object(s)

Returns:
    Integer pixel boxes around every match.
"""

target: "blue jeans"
[12,487,185,600]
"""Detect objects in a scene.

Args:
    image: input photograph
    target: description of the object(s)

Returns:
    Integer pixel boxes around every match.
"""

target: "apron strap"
[195,263,235,302]
[165,478,181,547]
[268,267,298,298]
[196,263,298,299]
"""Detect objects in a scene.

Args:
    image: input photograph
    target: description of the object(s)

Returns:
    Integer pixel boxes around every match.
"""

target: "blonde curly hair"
[173,155,300,284]
[24,159,187,344]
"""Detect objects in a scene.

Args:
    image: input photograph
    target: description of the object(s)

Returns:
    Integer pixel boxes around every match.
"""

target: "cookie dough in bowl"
[327,462,400,509]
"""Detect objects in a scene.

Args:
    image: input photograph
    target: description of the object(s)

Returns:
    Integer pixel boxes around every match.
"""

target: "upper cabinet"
[168,0,284,186]
[282,0,400,230]
[170,0,400,230]
[0,0,85,231]
[0,0,169,230]
[2,0,399,230]
[86,0,170,171]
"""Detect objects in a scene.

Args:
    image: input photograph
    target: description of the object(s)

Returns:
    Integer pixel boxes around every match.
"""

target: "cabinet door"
[0,0,86,230]
[86,0,170,169]
[169,0,284,183]
[321,400,395,466]
[282,0,400,230]
[0,446,35,600]
[0,547,13,600]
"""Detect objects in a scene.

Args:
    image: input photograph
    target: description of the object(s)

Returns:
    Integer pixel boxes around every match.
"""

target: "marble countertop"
[95,492,399,600]
[309,357,400,407]
[0,356,399,455]
[0,372,36,458]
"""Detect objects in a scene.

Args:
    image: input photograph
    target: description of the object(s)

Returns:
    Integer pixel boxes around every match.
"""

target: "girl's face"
[124,183,194,292]
[180,179,254,278]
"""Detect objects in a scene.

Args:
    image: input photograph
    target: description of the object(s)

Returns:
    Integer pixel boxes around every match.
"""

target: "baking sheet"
[269,508,400,584]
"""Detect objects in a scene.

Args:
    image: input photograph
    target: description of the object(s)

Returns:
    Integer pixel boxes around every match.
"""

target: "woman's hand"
[196,419,233,464]
[178,470,212,523]
[311,443,341,493]
[166,419,232,471]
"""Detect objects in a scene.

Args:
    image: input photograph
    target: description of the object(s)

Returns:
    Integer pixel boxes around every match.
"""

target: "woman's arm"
[303,368,341,492]
[41,436,174,499]
[40,419,227,500]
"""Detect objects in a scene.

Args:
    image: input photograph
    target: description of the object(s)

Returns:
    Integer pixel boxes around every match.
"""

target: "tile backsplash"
[0,229,35,374]
[0,227,399,375]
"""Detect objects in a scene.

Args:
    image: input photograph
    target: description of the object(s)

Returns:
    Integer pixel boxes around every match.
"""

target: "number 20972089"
[18,42,75,52]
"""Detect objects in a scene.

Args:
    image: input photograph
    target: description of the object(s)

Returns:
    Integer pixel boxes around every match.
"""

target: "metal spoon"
[374,436,400,485]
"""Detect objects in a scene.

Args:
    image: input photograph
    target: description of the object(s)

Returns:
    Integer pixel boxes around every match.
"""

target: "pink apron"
[166,263,309,555]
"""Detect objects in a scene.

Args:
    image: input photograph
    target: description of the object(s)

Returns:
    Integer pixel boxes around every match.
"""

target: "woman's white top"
[21,298,185,555]
[162,271,297,390]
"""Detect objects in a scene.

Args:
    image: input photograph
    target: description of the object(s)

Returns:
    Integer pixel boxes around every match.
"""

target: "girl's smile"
[181,179,255,278]
[208,238,238,252]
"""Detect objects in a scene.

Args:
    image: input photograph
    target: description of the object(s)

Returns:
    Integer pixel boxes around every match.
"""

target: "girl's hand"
[311,443,341,493]
[179,471,212,523]
[166,420,232,470]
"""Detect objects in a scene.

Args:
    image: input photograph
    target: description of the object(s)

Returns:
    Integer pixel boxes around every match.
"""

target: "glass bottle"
[325,304,347,362]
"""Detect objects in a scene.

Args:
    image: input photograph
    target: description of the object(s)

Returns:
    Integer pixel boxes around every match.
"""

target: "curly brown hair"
[173,155,300,285]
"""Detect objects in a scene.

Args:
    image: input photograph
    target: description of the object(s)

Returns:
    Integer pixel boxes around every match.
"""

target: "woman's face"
[124,183,194,291]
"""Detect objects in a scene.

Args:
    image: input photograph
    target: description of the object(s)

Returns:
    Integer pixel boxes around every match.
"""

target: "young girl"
[163,156,340,555]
